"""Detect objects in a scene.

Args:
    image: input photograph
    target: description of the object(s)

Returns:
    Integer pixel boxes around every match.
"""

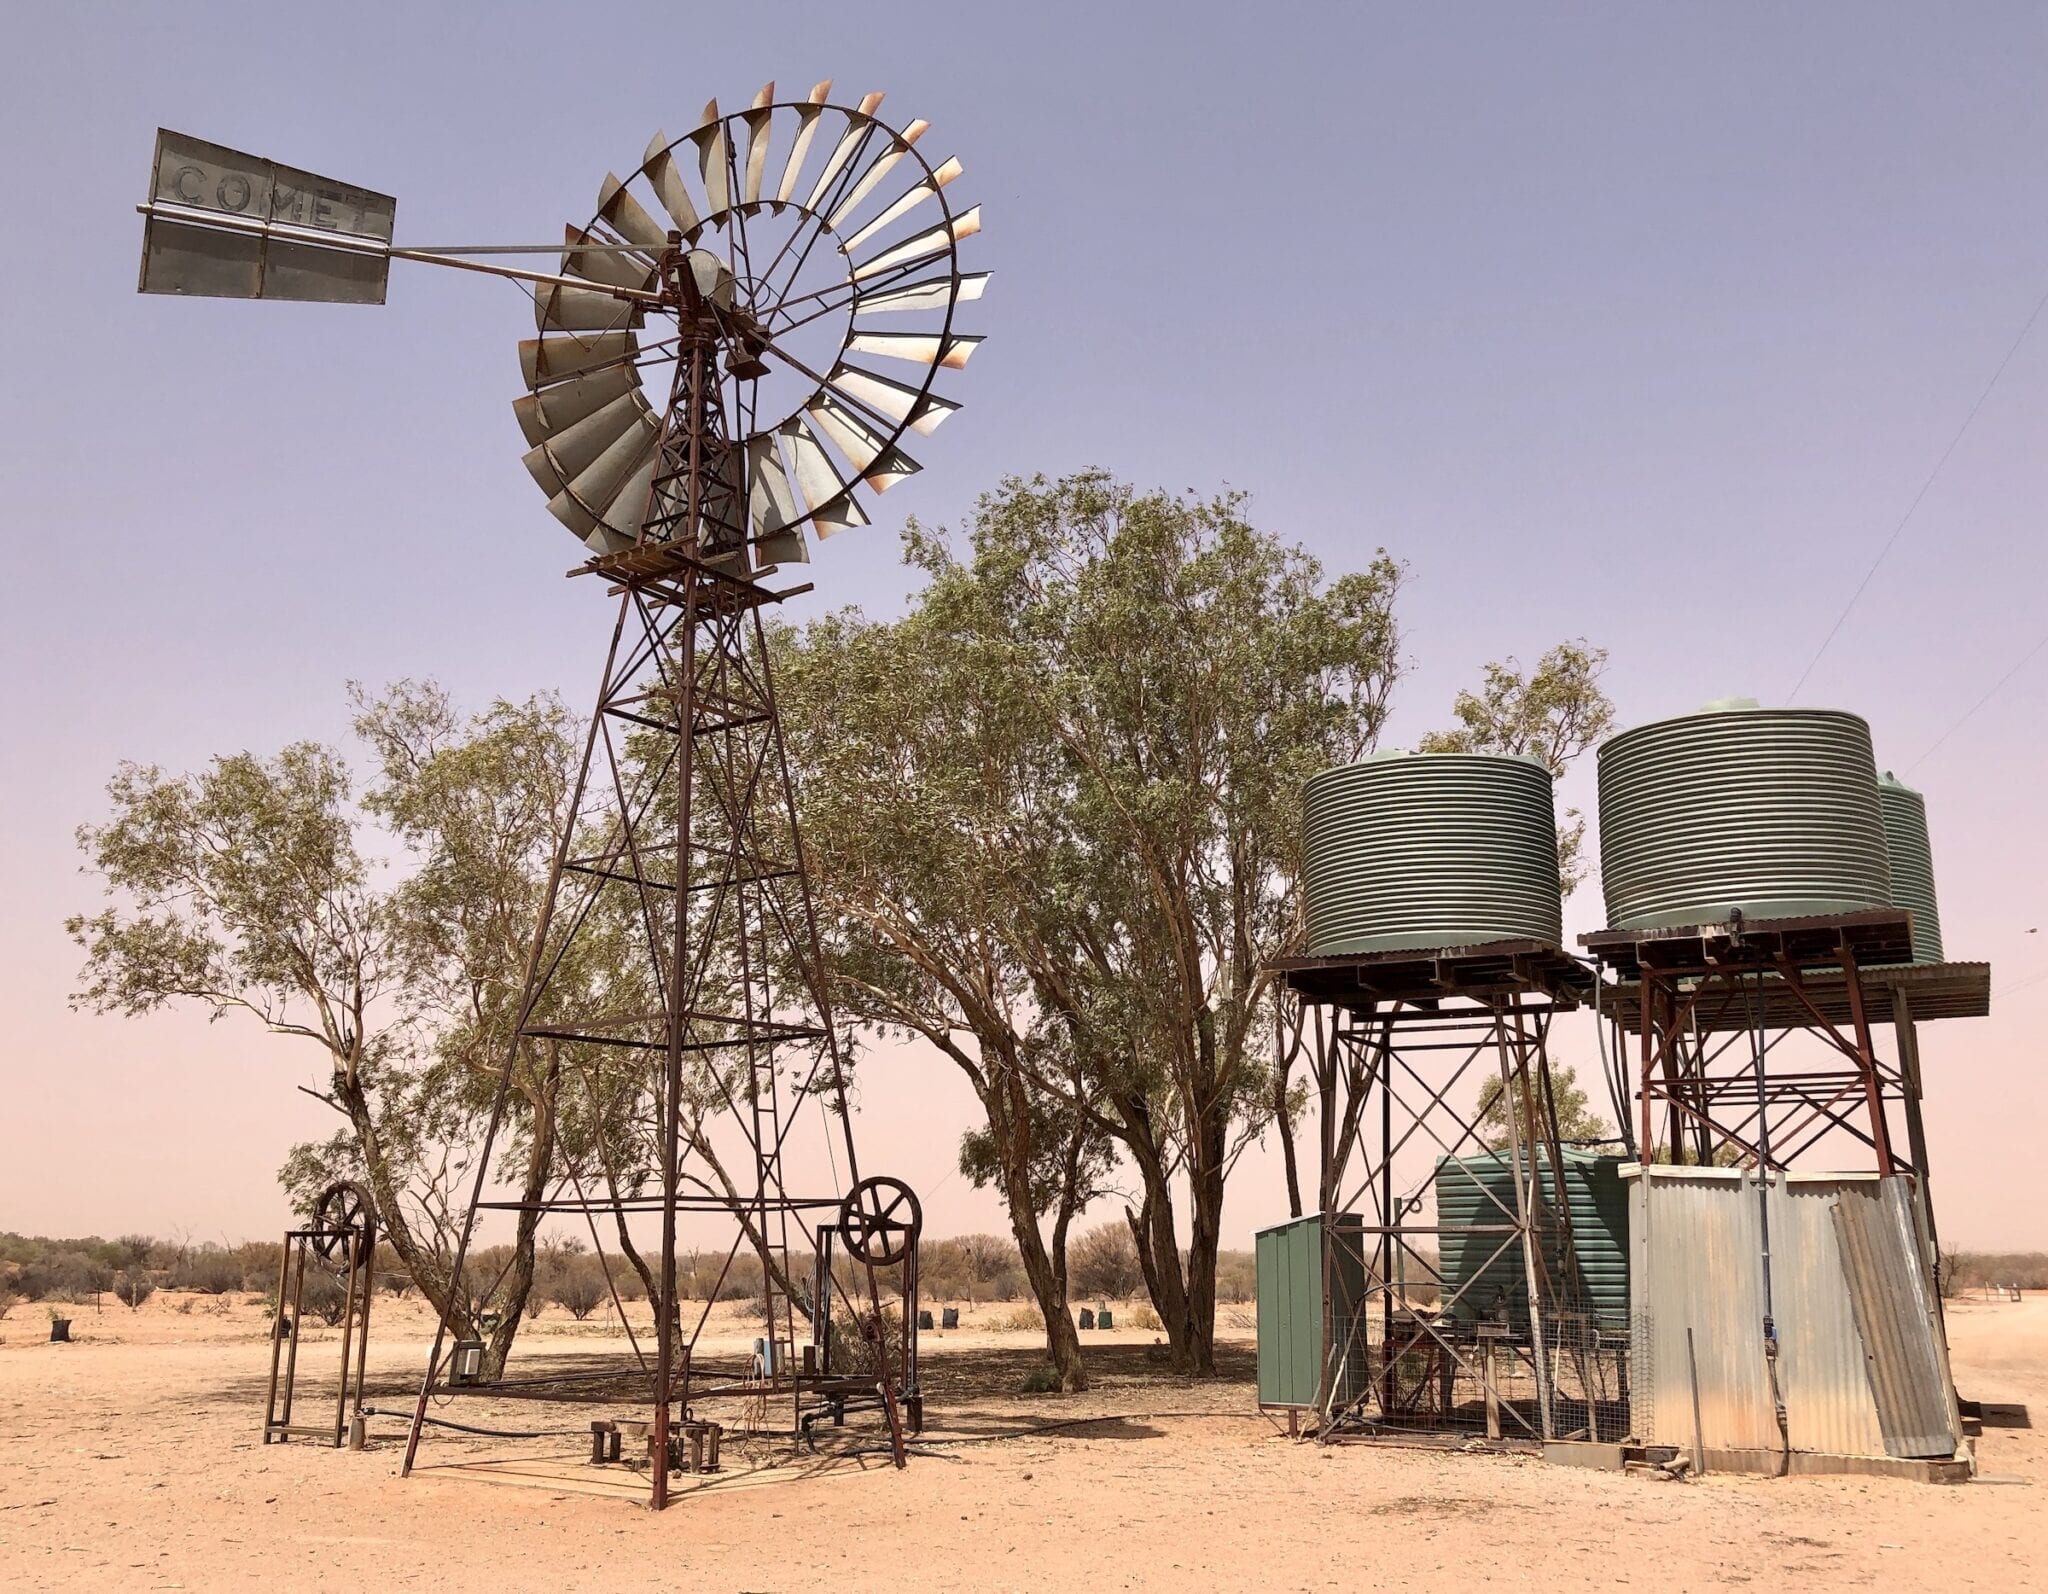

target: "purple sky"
[4,3,2046,1250]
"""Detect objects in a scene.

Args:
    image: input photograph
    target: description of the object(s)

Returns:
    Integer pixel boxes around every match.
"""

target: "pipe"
[1744,971,1791,1477]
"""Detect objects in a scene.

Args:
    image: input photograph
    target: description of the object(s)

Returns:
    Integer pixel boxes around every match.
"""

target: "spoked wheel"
[309,1179,377,1263]
[838,1175,922,1267]
[515,85,988,571]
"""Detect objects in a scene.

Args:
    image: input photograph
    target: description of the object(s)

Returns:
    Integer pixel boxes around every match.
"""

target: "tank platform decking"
[1273,937,1595,1011]
[1605,958,1988,1031]
[1578,907,1915,979]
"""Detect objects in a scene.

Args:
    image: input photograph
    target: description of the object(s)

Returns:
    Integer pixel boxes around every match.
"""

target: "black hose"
[359,1406,580,1441]
[889,1410,1268,1448]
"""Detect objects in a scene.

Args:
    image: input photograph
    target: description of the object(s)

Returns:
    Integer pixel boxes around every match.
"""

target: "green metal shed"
[1255,1213,1367,1410]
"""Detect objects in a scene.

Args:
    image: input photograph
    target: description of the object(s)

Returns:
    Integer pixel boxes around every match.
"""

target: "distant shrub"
[18,1251,109,1303]
[170,1246,244,1295]
[234,1241,283,1286]
[543,1256,607,1320]
[1214,1250,1256,1305]
[1950,1251,2048,1292]
[0,1287,18,1320]
[1068,1223,1144,1302]
[297,1268,348,1327]
[114,1272,156,1311]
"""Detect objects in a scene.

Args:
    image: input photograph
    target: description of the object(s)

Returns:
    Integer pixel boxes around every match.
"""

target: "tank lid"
[1878,770,1923,795]
[1344,747,1553,772]
[1698,695,1762,713]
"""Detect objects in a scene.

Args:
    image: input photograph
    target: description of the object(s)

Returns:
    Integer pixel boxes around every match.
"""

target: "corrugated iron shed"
[1628,1167,1955,1462]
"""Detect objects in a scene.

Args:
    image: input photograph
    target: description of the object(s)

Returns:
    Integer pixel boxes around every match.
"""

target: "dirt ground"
[0,1290,2041,1591]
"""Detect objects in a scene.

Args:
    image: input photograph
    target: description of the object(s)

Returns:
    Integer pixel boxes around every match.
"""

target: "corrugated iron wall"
[1627,1167,1944,1460]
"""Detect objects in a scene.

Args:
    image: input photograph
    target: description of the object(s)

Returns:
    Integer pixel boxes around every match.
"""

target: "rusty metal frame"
[400,234,919,1511]
[1282,946,1615,1447]
[262,1198,375,1449]
[1583,913,1917,1180]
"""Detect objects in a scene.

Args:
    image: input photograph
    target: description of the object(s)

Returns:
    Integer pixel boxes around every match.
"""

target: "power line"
[1786,279,2048,703]
[1904,629,2048,773]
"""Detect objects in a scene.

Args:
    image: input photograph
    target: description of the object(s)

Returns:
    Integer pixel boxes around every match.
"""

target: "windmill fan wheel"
[309,1179,377,1264]
[513,80,988,568]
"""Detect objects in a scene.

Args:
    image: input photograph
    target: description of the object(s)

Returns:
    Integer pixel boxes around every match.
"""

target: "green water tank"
[1878,772,1943,964]
[1595,699,1892,929]
[1302,752,1562,955]
[1434,1149,1630,1329]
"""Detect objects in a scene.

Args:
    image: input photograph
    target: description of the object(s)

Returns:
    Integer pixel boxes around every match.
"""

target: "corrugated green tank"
[1302,751,1562,955]
[1595,699,1892,929]
[1435,1149,1630,1329]
[1877,772,1943,963]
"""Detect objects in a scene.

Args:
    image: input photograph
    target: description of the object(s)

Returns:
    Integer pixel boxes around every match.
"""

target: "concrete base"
[1543,1438,1970,1484]
[1698,1446,1972,1484]
[1543,1440,1628,1471]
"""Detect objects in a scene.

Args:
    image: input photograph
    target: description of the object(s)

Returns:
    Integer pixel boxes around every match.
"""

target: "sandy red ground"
[1,1290,2042,1590]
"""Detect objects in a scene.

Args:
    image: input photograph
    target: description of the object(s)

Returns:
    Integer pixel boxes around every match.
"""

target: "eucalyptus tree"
[786,471,1404,1375]
[1418,639,1616,895]
[778,606,1113,1388]
[68,685,587,1372]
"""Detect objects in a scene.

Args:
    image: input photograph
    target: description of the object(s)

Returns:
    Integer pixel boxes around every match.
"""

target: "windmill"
[137,82,985,1508]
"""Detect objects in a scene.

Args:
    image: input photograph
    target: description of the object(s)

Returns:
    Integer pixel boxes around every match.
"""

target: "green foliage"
[68,682,596,1355]
[1419,640,1616,896]
[781,470,1406,1373]
[1474,1064,1613,1151]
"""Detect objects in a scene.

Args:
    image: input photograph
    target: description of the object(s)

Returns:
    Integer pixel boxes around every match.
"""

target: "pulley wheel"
[310,1179,377,1263]
[838,1176,921,1267]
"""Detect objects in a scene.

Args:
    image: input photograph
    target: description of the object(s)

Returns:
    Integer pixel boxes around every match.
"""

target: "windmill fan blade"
[746,433,808,564]
[520,330,639,389]
[809,396,922,491]
[522,390,650,497]
[691,101,730,216]
[742,85,775,208]
[593,448,658,545]
[512,363,640,448]
[846,330,983,369]
[644,130,703,234]
[804,108,880,215]
[838,156,961,254]
[849,206,981,281]
[828,361,961,436]
[597,174,669,250]
[825,121,927,232]
[536,282,639,333]
[853,269,990,316]
[559,420,656,525]
[780,416,871,534]
[776,83,832,206]
[561,225,651,292]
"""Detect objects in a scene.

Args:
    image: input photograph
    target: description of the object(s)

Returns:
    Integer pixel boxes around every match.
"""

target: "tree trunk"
[988,1072,1087,1391]
[482,1055,562,1378]
[1182,1095,1226,1376]
[1274,1051,1304,1221]
[1117,1100,1202,1372]
[1274,1001,1304,1221]
[333,1067,476,1345]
